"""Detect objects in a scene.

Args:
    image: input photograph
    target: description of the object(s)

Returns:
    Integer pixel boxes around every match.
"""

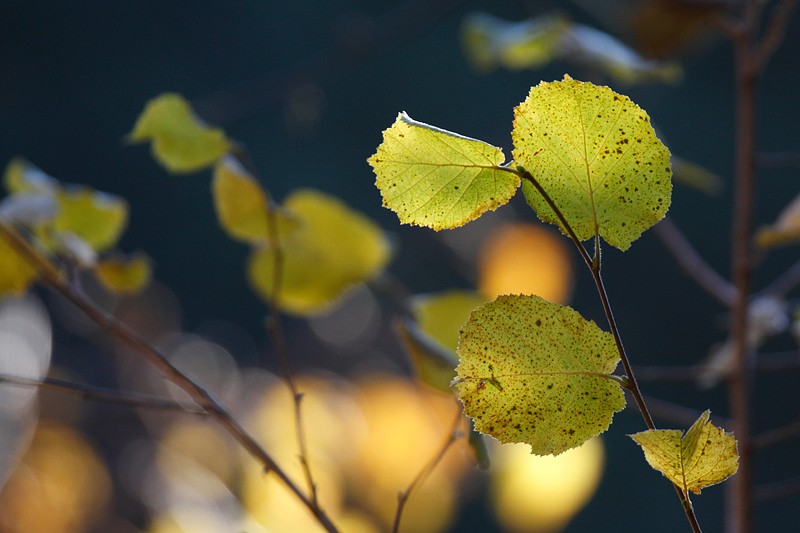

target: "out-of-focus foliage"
[94,253,153,294]
[756,192,800,248]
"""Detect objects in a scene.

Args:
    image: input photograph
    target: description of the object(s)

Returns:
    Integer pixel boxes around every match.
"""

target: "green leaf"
[128,93,231,174]
[413,290,488,352]
[630,410,739,494]
[369,112,520,230]
[212,156,299,245]
[456,294,625,455]
[46,187,128,253]
[512,75,672,251]
[248,189,391,315]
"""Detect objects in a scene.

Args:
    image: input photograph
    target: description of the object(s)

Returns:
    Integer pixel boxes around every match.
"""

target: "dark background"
[2,1,800,531]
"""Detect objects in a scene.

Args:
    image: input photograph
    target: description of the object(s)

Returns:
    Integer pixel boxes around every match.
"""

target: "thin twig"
[753,477,800,502]
[653,217,737,306]
[756,151,800,168]
[753,0,798,71]
[392,402,463,533]
[0,223,339,533]
[643,394,733,431]
[515,167,703,533]
[754,258,800,299]
[634,365,706,381]
[0,374,207,414]
[755,351,800,371]
[752,416,800,448]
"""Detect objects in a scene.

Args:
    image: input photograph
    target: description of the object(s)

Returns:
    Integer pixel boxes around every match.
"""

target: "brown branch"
[0,223,339,533]
[653,217,736,306]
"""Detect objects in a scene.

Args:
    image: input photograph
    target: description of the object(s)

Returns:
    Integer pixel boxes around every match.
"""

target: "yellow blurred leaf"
[630,410,738,494]
[44,187,128,253]
[393,317,459,393]
[672,156,722,194]
[413,290,487,352]
[94,253,152,294]
[3,157,58,195]
[0,230,38,296]
[211,156,299,244]
[478,222,572,302]
[756,192,800,248]
[128,93,231,174]
[369,112,519,230]
[248,189,391,315]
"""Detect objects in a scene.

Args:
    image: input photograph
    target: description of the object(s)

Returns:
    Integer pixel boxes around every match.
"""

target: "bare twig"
[643,394,733,431]
[753,416,800,448]
[392,402,463,533]
[753,0,798,71]
[755,351,800,371]
[0,223,339,533]
[756,151,800,168]
[653,217,736,306]
[634,365,706,382]
[754,477,800,502]
[754,258,800,299]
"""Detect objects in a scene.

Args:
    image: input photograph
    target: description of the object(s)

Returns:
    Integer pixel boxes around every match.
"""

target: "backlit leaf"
[45,187,128,253]
[0,231,38,296]
[94,253,152,294]
[513,75,672,250]
[630,410,738,494]
[369,112,520,230]
[128,93,231,174]
[456,294,625,455]
[212,156,299,244]
[672,156,722,195]
[3,158,58,195]
[756,192,800,248]
[393,317,458,393]
[413,290,487,352]
[248,189,391,315]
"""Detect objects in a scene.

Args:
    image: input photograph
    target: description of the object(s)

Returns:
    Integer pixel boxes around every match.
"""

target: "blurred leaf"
[756,192,800,248]
[94,252,152,294]
[461,12,568,71]
[0,193,58,226]
[456,295,625,456]
[393,317,459,393]
[211,156,299,244]
[513,75,672,251]
[413,290,487,352]
[0,231,38,296]
[672,156,722,194]
[3,158,58,195]
[630,410,738,494]
[128,93,231,174]
[44,187,128,253]
[369,112,519,230]
[632,0,723,59]
[248,189,391,315]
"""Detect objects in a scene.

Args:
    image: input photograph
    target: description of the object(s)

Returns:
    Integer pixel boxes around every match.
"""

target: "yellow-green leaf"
[672,156,722,195]
[393,317,459,393]
[513,75,672,251]
[0,230,38,296]
[3,158,58,195]
[413,290,487,352]
[45,187,128,253]
[128,93,231,174]
[212,156,299,244]
[369,112,520,230]
[455,294,625,455]
[248,189,391,315]
[756,192,800,249]
[94,253,152,294]
[630,410,739,494]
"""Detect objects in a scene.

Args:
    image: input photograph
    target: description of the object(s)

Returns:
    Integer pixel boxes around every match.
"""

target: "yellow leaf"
[248,189,391,315]
[45,187,128,252]
[413,290,487,352]
[128,93,231,174]
[630,411,739,494]
[94,253,152,294]
[393,317,458,393]
[369,112,520,230]
[211,156,299,244]
[756,192,800,248]
[513,75,672,251]
[3,158,58,195]
[672,156,722,194]
[0,230,38,296]
[456,294,625,455]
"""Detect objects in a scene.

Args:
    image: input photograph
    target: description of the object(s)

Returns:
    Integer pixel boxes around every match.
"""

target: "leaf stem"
[0,222,339,533]
[515,167,703,533]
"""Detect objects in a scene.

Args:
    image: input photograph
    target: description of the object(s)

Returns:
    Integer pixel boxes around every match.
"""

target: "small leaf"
[413,290,488,352]
[393,317,459,394]
[248,189,391,315]
[630,410,739,494]
[128,93,231,174]
[3,158,58,195]
[45,187,128,253]
[456,294,625,455]
[672,156,722,194]
[756,192,800,249]
[513,75,672,250]
[369,112,520,230]
[212,156,299,244]
[0,230,38,296]
[94,253,152,294]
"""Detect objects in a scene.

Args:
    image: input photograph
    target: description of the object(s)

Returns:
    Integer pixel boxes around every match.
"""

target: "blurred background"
[2,0,800,531]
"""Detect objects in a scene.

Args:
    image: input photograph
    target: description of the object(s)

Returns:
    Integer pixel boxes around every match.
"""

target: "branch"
[643,394,733,431]
[752,416,800,448]
[753,0,798,71]
[0,374,207,414]
[754,258,800,299]
[653,217,736,306]
[756,151,800,168]
[0,223,339,533]
[634,365,706,382]
[754,477,800,502]
[392,402,463,533]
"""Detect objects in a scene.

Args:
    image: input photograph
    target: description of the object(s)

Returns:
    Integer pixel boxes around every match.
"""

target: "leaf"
[393,317,459,393]
[413,290,488,352]
[672,156,722,195]
[0,231,38,296]
[45,187,129,253]
[756,192,800,249]
[94,253,152,294]
[3,158,59,195]
[455,294,625,455]
[513,75,672,251]
[128,93,231,174]
[212,156,299,244]
[248,189,391,315]
[369,112,520,230]
[630,410,739,494]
